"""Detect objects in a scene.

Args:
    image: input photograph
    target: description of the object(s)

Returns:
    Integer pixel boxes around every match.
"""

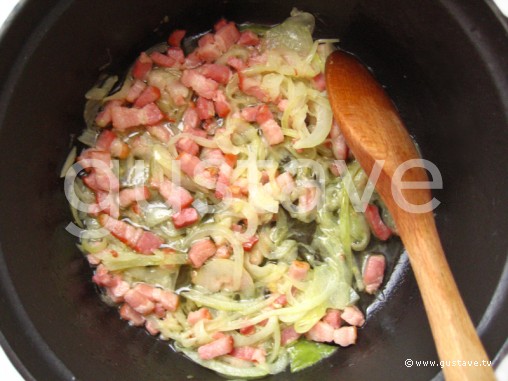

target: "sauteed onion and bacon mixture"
[63,10,395,377]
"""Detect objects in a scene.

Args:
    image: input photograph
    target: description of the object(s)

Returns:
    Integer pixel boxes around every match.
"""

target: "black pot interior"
[0,1,507,380]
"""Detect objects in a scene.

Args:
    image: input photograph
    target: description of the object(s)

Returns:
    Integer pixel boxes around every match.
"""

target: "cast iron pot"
[0,0,507,380]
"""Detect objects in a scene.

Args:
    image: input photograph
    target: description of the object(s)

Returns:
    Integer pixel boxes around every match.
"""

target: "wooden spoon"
[325,50,495,381]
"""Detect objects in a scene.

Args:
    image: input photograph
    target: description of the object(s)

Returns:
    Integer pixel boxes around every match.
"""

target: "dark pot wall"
[0,1,507,380]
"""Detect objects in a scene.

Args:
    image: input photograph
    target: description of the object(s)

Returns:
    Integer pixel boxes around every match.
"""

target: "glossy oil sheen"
[0,1,507,380]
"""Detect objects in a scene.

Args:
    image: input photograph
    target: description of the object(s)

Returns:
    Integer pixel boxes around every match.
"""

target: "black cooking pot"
[0,0,507,380]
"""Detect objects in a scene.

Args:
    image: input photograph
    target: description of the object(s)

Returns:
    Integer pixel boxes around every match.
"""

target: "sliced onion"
[293,97,332,149]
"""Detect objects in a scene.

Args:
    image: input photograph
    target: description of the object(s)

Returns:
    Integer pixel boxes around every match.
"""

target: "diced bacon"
[240,106,259,122]
[330,121,348,160]
[158,290,179,311]
[213,18,228,32]
[239,325,255,336]
[145,320,160,336]
[83,170,119,194]
[242,235,259,252]
[168,80,189,106]
[213,90,231,117]
[92,265,114,287]
[187,308,212,325]
[260,170,270,185]
[230,346,266,363]
[172,207,199,229]
[198,33,215,47]
[196,36,222,63]
[333,326,357,347]
[132,283,157,299]
[132,52,153,80]
[158,178,194,210]
[126,80,147,103]
[281,326,301,346]
[178,152,201,177]
[288,260,310,281]
[130,283,179,312]
[95,100,123,128]
[184,51,203,69]
[365,204,392,241]
[167,47,185,64]
[273,294,287,308]
[134,86,161,108]
[227,56,246,71]
[238,30,260,46]
[198,335,234,360]
[134,231,165,255]
[189,238,217,268]
[255,104,273,124]
[323,309,342,329]
[183,104,200,130]
[306,321,334,343]
[119,186,150,208]
[199,64,231,84]
[98,214,164,254]
[341,306,365,327]
[111,103,164,130]
[147,124,172,143]
[78,148,111,167]
[153,303,167,318]
[260,119,284,145]
[78,149,119,192]
[215,245,231,259]
[181,70,219,99]
[150,51,177,68]
[176,137,200,156]
[363,254,386,294]
[120,304,145,326]
[214,22,240,52]
[277,99,289,112]
[276,172,295,195]
[90,190,119,218]
[168,29,186,47]
[196,96,215,120]
[238,73,269,102]
[215,162,233,199]
[124,288,155,315]
[312,73,326,92]
[106,276,130,302]
[95,130,117,151]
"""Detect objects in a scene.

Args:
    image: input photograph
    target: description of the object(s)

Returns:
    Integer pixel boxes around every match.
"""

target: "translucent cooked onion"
[293,97,333,149]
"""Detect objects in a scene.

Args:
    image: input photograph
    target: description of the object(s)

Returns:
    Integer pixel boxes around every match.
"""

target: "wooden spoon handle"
[325,50,495,380]
[399,212,495,381]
